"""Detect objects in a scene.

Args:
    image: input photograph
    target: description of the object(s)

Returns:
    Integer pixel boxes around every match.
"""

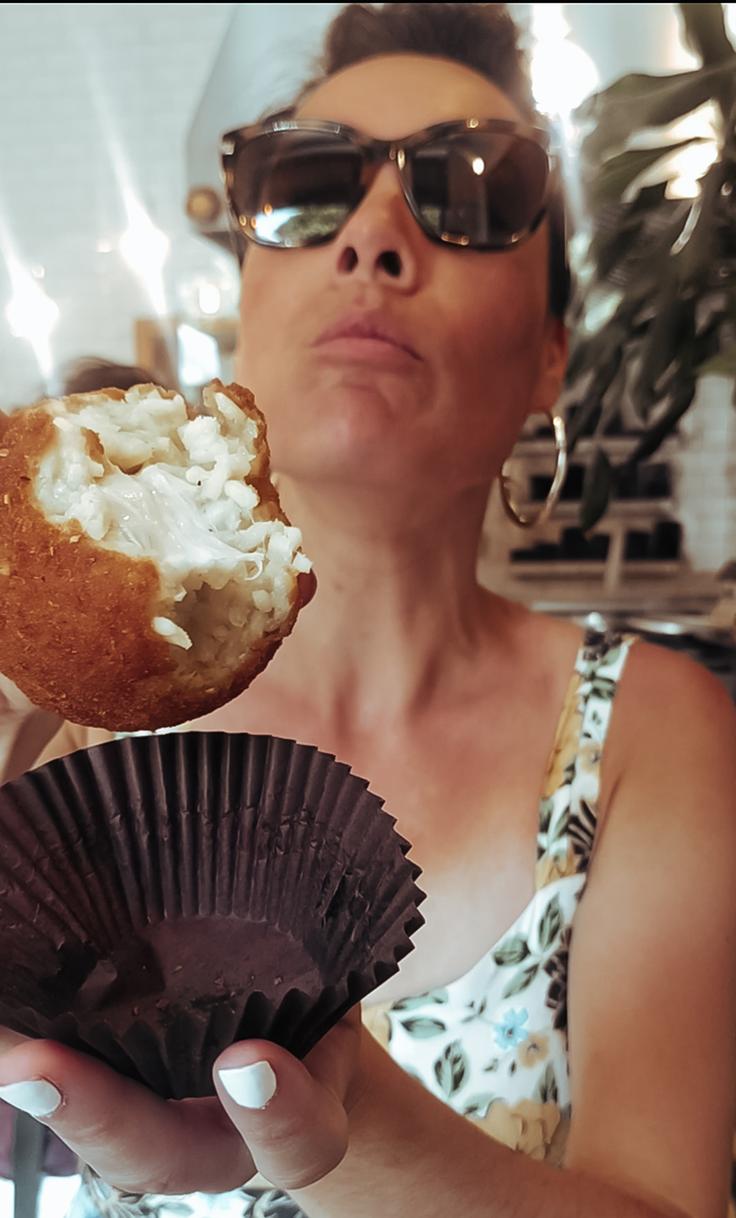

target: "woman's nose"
[331,164,422,291]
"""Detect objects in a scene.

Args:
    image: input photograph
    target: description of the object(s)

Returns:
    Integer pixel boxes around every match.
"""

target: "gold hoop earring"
[500,414,568,529]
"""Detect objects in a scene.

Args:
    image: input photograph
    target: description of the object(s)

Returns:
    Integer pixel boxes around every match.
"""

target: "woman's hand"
[0,674,61,784]
[0,1007,365,1196]
[214,1005,365,1191]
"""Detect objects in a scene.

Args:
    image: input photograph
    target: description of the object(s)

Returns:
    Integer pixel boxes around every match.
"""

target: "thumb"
[213,1012,360,1191]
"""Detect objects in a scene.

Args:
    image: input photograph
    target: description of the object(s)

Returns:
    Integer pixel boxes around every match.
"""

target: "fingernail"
[0,1080,62,1117]
[218,1061,277,1109]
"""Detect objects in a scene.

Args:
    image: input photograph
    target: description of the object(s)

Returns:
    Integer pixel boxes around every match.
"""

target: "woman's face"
[236,53,566,495]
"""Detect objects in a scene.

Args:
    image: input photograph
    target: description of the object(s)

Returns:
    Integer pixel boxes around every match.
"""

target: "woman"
[0,5,734,1218]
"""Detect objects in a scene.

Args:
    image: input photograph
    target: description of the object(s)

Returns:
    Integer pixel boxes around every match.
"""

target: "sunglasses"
[220,117,553,253]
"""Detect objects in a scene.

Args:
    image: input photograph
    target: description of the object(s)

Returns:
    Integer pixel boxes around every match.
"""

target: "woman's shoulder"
[508,608,735,827]
[599,633,735,838]
[610,632,734,742]
[514,603,732,739]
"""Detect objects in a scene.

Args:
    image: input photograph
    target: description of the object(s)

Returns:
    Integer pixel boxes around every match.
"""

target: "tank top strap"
[534,629,638,892]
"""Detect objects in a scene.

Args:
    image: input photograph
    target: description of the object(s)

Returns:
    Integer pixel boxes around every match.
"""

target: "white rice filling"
[33,385,311,674]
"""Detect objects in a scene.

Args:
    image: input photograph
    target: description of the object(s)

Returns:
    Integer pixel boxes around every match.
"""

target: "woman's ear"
[531,316,568,417]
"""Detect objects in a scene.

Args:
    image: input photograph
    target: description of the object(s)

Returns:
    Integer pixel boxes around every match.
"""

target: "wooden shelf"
[494,426,687,600]
[515,436,679,459]
[517,499,677,521]
[508,560,682,580]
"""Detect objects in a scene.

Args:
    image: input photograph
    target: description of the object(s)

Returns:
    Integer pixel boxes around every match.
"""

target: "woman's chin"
[272,442,397,489]
[268,392,420,471]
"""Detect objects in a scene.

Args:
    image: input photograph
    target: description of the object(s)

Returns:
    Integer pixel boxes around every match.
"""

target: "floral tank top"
[68,629,636,1218]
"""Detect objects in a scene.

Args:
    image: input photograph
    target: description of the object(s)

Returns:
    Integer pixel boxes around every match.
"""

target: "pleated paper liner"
[0,732,425,1099]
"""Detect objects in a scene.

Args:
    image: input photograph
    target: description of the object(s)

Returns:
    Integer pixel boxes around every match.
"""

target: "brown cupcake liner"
[0,732,425,1098]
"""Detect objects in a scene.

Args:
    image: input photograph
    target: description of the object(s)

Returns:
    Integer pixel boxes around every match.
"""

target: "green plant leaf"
[622,378,697,467]
[598,361,628,436]
[565,337,599,388]
[679,4,736,68]
[502,963,540,1000]
[674,163,725,284]
[566,396,602,453]
[588,139,706,210]
[578,61,736,162]
[566,339,629,451]
[593,203,693,300]
[588,210,649,282]
[631,181,671,212]
[564,12,735,483]
[632,291,696,419]
[493,935,530,967]
[434,1041,469,1098]
[580,449,615,532]
[400,1017,447,1038]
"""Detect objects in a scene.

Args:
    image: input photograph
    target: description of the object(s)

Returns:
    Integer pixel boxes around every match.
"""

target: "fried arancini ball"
[0,380,314,732]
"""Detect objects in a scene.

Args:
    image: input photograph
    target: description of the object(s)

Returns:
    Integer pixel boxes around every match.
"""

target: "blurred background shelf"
[517,500,677,519]
[507,560,682,579]
[515,436,679,459]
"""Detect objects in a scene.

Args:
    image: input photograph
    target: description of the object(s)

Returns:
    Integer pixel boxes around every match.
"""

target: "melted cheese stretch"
[32,386,310,663]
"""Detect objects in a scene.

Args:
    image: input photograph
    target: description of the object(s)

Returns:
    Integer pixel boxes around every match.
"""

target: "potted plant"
[564,3,736,532]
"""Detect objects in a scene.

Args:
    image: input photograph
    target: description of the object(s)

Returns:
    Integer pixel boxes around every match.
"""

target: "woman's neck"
[261,475,518,742]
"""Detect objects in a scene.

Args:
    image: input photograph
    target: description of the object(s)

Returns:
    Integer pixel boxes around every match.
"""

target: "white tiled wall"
[674,376,736,573]
[0,2,235,409]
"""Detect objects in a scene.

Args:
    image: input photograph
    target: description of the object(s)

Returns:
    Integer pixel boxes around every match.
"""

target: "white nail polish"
[218,1061,277,1109]
[0,1080,62,1118]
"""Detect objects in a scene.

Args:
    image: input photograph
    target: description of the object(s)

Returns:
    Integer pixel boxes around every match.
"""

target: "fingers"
[303,1006,367,1113]
[0,1038,255,1195]
[0,1026,31,1053]
[0,1009,363,1196]
[214,1011,362,1191]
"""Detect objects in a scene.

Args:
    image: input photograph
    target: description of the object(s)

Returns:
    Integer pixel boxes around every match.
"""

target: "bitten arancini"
[0,380,314,731]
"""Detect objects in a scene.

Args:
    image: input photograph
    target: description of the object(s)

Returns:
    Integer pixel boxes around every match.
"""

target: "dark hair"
[283,3,570,319]
[313,3,536,121]
[59,357,158,396]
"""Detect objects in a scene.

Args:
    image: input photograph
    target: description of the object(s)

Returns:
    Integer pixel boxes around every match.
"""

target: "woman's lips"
[313,314,422,365]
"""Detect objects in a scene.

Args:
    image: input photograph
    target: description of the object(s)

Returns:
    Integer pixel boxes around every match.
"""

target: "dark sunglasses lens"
[408,131,549,246]
[228,130,364,246]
